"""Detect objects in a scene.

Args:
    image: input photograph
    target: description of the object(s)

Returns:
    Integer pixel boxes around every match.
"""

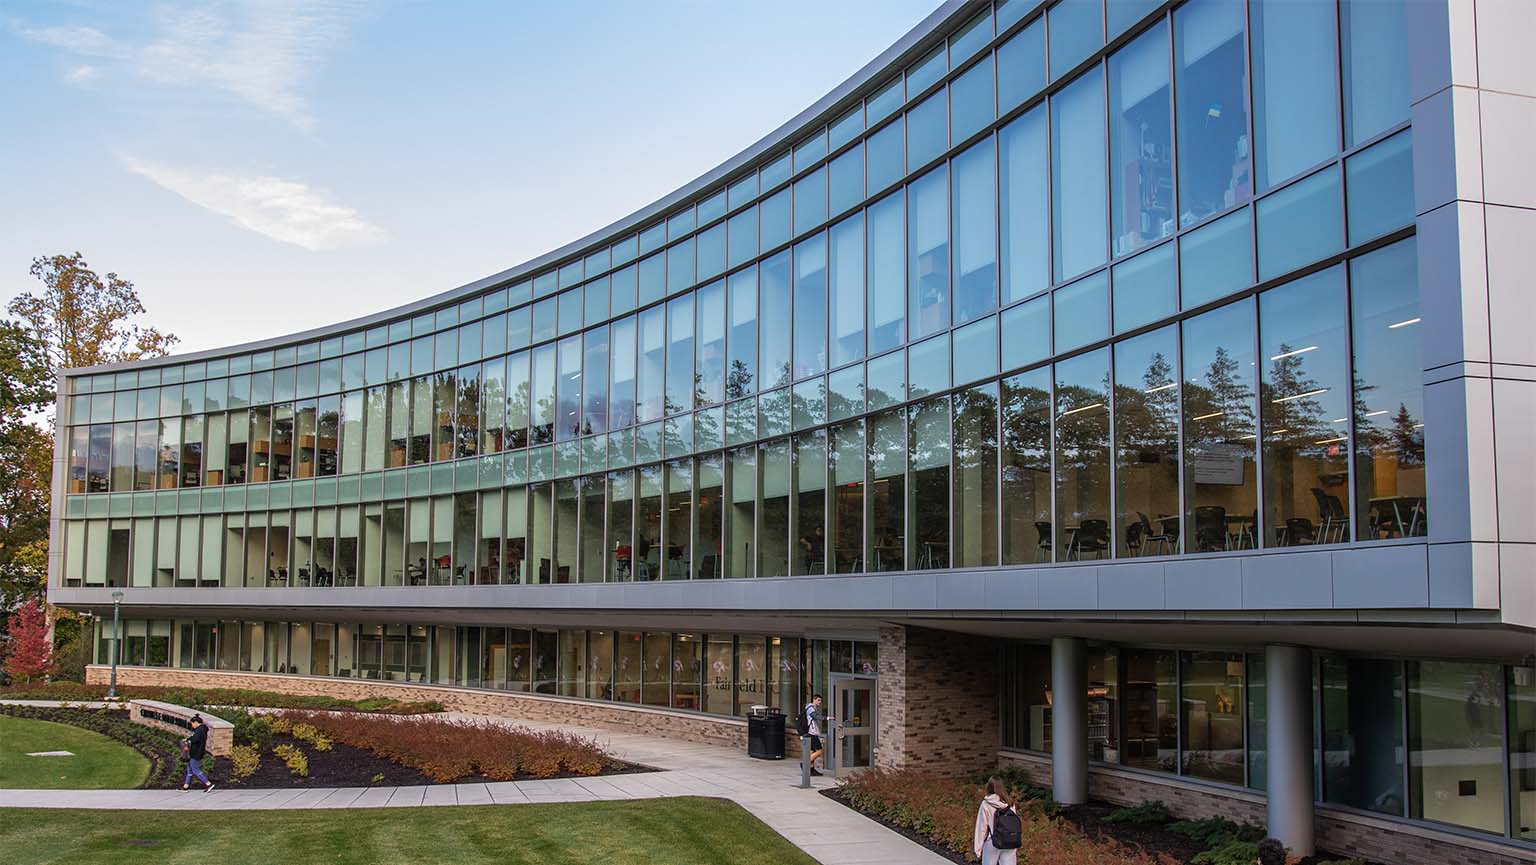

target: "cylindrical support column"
[1050,636,1088,805]
[1265,644,1316,857]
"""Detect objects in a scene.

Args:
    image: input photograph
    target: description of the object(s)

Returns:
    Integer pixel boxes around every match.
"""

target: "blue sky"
[0,0,940,356]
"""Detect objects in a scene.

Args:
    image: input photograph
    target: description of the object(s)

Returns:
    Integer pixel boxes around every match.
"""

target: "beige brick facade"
[998,750,1536,865]
[874,625,998,776]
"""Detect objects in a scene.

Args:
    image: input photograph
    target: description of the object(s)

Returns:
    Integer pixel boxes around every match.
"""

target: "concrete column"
[1265,644,1315,857]
[1050,636,1087,805]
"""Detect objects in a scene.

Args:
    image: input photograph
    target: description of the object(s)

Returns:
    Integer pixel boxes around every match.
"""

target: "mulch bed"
[209,733,654,789]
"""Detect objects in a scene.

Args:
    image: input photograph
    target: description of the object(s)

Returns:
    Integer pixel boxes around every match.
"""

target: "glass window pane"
[727,267,758,400]
[1260,266,1349,547]
[998,18,1045,112]
[1001,366,1051,563]
[760,251,792,389]
[829,213,865,368]
[794,234,828,380]
[1179,206,1253,309]
[1107,0,1160,37]
[868,409,905,571]
[1110,22,1173,257]
[867,76,902,124]
[696,280,725,408]
[907,89,948,174]
[908,334,949,399]
[665,296,693,416]
[761,151,792,190]
[1055,347,1111,558]
[1342,0,1410,147]
[1113,242,1176,333]
[728,173,758,211]
[1002,294,1050,372]
[866,351,905,411]
[728,206,758,269]
[1321,656,1405,814]
[1052,67,1107,281]
[829,104,864,151]
[666,238,695,296]
[1114,325,1180,556]
[1350,239,1424,540]
[793,431,826,575]
[950,55,994,143]
[1510,664,1536,841]
[867,116,904,193]
[1049,0,1103,81]
[829,143,864,217]
[1175,0,1251,224]
[952,315,998,386]
[637,306,665,422]
[794,130,827,175]
[952,384,998,568]
[1182,299,1258,554]
[1180,651,1245,783]
[1000,106,1049,305]
[1123,648,1178,772]
[908,396,949,570]
[1408,661,1505,834]
[906,45,946,96]
[1256,165,1342,281]
[1053,271,1109,352]
[868,191,906,354]
[758,439,791,577]
[697,223,725,281]
[828,364,864,422]
[953,138,997,324]
[949,11,992,64]
[829,420,864,573]
[1346,129,1414,245]
[794,167,827,237]
[908,165,950,339]
[761,188,791,251]
[609,318,636,431]
[1252,0,1339,191]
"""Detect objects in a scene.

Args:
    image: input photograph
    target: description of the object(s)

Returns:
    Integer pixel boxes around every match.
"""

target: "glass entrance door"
[832,675,876,777]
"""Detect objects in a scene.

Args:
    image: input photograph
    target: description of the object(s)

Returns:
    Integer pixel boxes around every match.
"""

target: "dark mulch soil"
[821,787,974,864]
[208,733,654,789]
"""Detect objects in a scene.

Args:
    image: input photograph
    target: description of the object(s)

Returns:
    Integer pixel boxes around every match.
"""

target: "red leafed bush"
[276,711,621,782]
[839,768,1176,865]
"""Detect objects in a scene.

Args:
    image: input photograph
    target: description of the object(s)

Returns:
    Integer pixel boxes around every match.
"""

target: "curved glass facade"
[59,0,1423,591]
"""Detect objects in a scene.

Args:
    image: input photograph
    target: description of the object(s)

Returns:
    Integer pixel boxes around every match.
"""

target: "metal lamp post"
[107,591,124,700]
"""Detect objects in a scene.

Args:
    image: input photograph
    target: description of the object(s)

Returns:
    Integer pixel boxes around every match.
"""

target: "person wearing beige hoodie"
[972,777,1018,865]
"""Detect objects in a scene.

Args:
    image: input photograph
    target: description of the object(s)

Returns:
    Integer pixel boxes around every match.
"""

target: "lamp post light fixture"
[108,591,124,700]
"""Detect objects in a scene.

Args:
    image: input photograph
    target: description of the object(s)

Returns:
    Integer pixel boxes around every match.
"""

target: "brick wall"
[875,625,998,776]
[85,665,806,756]
[998,750,1536,865]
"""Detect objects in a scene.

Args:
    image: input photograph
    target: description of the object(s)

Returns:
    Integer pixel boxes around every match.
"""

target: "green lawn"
[0,715,150,790]
[0,798,819,865]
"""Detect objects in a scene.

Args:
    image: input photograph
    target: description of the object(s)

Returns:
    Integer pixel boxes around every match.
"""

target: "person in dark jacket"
[181,715,215,792]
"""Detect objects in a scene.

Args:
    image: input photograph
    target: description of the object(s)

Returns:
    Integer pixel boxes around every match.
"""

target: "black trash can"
[746,705,786,759]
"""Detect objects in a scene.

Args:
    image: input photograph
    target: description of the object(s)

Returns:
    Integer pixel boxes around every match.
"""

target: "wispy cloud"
[122,155,386,252]
[64,65,98,85]
[15,1,363,129]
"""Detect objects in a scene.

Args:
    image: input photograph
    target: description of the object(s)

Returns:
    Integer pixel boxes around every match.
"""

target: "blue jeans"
[184,757,209,786]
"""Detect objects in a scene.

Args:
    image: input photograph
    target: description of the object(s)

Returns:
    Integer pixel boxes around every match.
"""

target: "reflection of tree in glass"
[1114,352,1178,457]
[725,359,754,401]
[1184,346,1255,446]
[1261,342,1331,450]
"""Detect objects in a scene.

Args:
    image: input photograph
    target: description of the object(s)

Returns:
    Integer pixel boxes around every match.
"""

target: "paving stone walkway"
[0,708,949,865]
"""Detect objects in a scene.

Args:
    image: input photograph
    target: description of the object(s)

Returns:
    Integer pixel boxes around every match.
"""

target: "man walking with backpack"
[973,776,1021,864]
[798,694,833,776]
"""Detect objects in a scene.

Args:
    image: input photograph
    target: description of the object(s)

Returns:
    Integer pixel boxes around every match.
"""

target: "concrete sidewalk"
[0,710,950,865]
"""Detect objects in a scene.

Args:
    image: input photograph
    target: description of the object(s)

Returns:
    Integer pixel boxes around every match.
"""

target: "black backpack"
[990,805,1022,850]
[794,706,810,736]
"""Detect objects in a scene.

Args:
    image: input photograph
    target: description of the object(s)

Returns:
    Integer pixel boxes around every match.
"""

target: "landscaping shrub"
[1191,840,1259,865]
[229,744,261,779]
[1104,801,1173,825]
[290,722,333,752]
[0,704,185,789]
[225,710,274,750]
[1167,818,1263,847]
[274,711,622,782]
[272,743,309,777]
[838,768,1176,864]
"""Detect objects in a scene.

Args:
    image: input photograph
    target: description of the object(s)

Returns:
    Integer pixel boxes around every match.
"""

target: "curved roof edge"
[71,0,976,376]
